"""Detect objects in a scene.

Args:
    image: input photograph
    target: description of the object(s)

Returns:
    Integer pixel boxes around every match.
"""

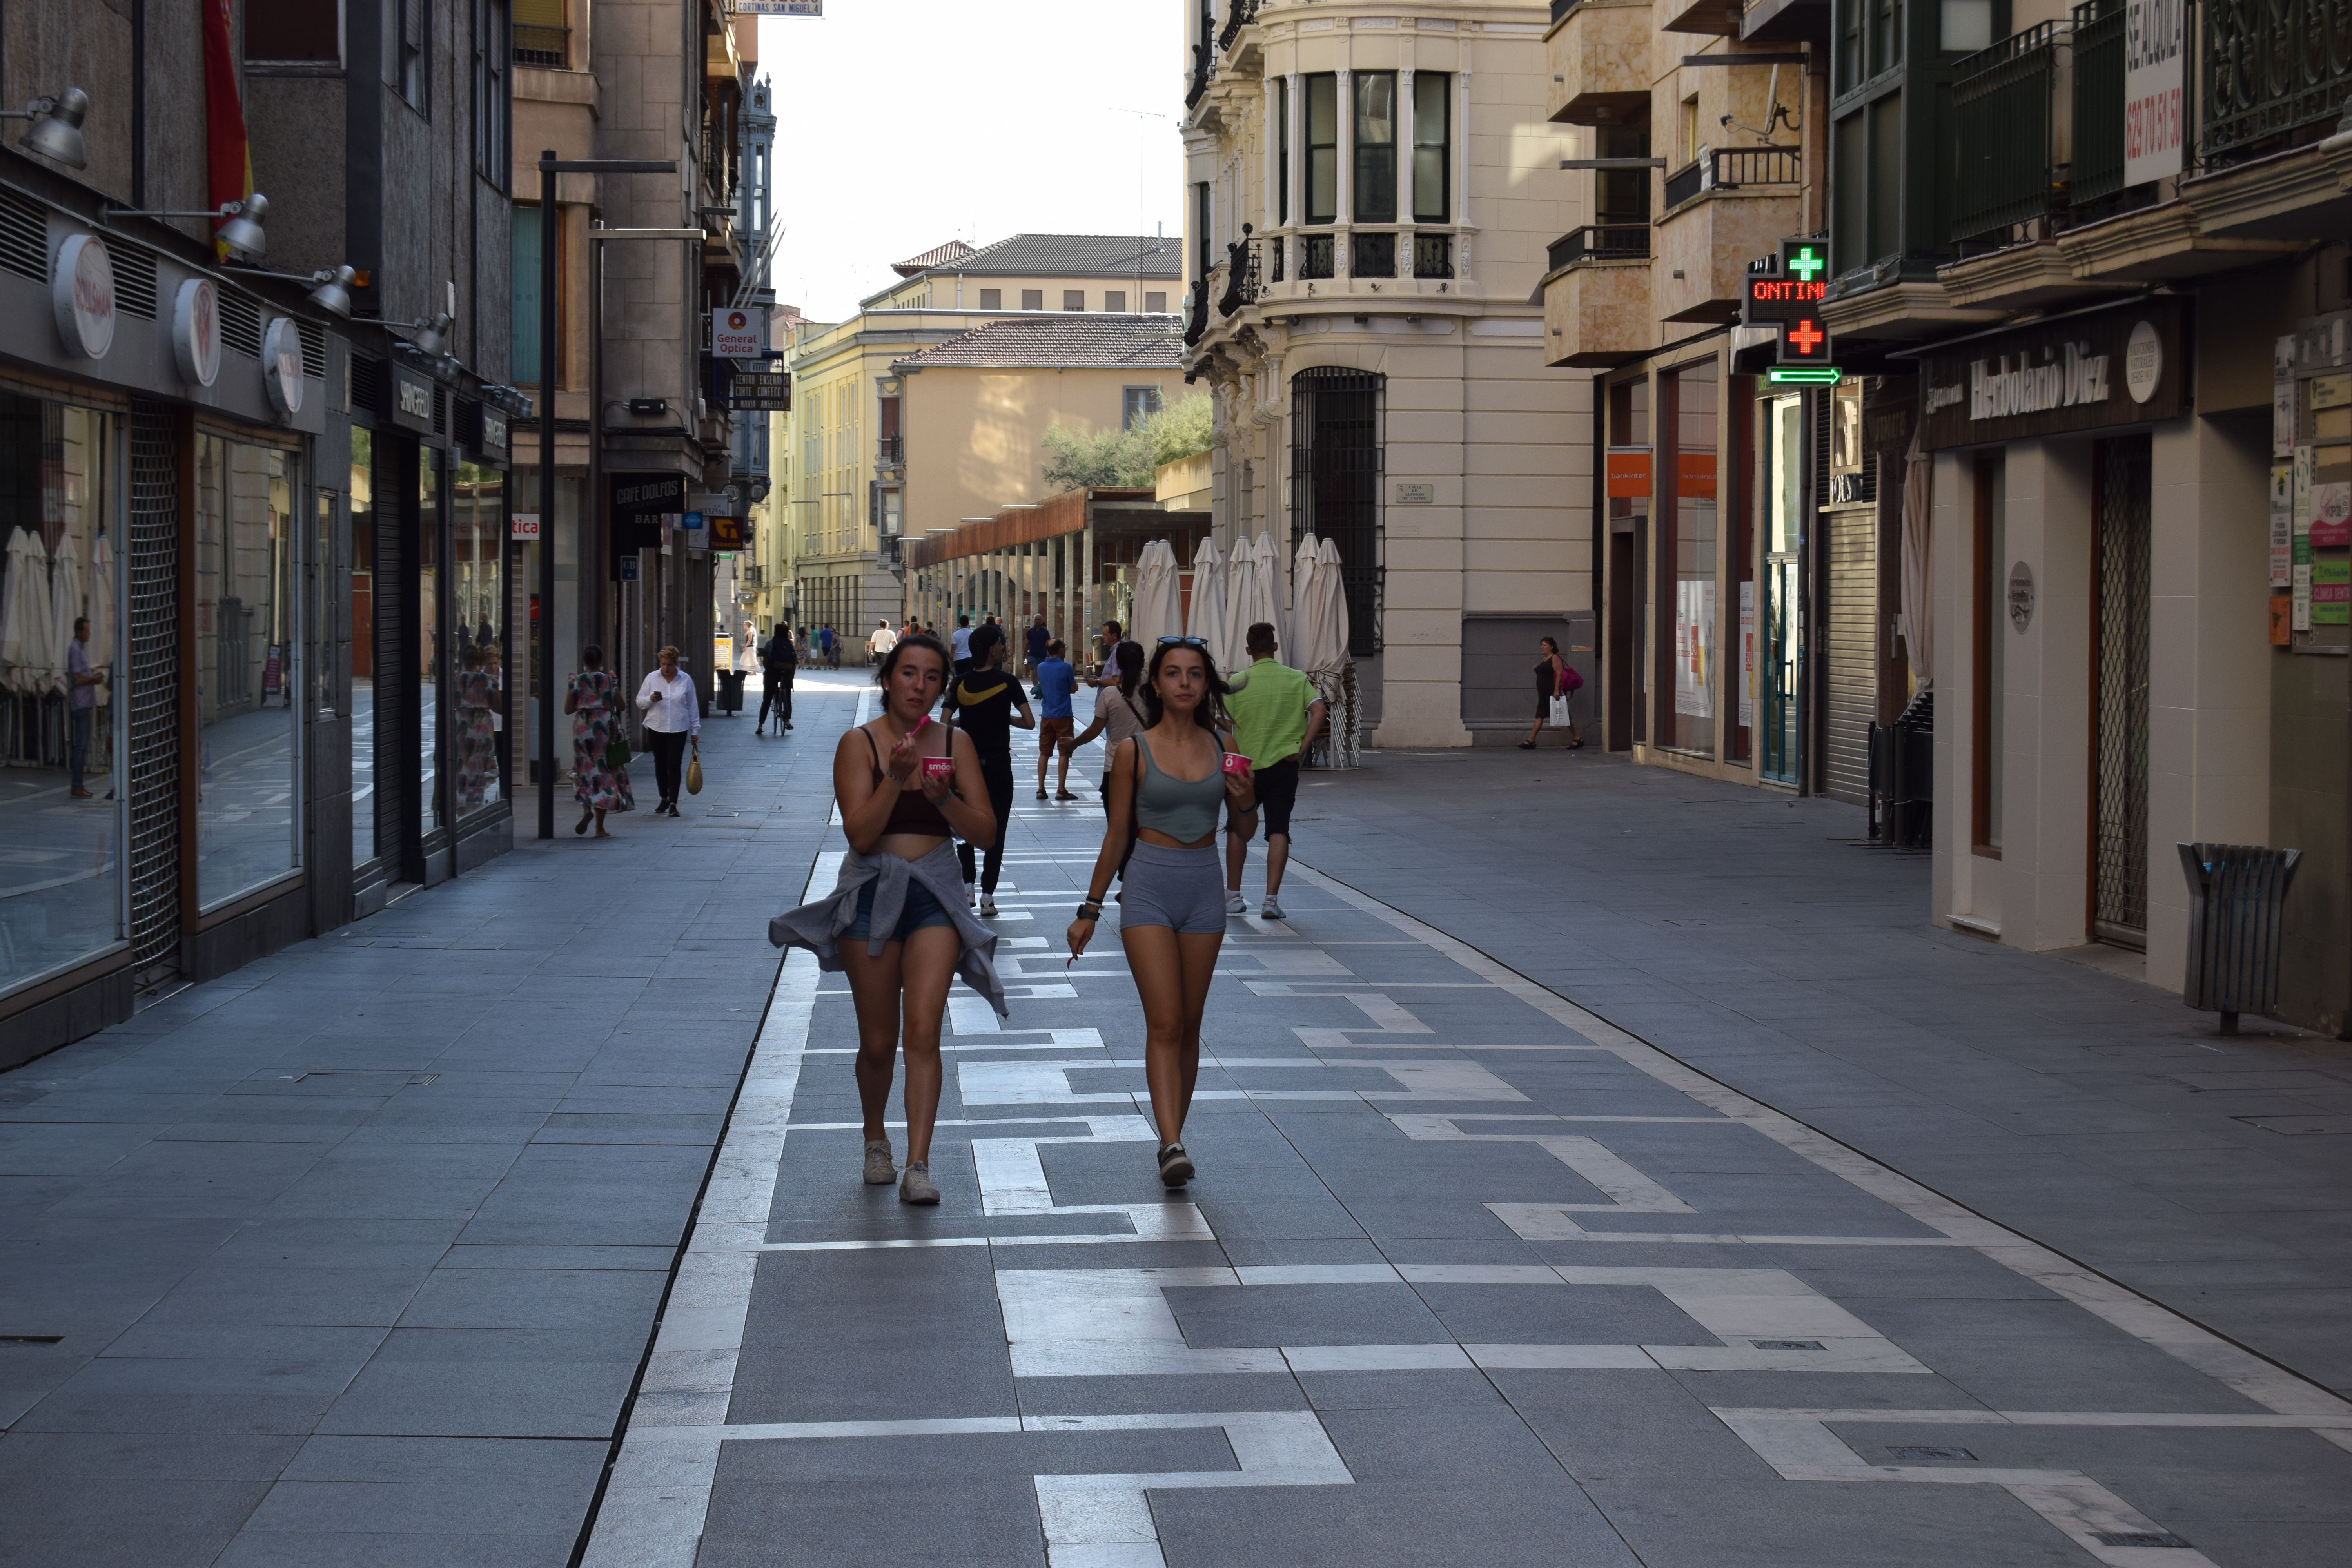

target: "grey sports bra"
[1130,730,1228,843]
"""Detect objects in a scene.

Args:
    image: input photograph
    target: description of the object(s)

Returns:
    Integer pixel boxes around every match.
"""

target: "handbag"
[604,729,632,771]
[685,746,704,795]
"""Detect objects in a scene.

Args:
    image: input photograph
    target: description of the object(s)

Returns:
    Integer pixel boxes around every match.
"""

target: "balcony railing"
[1412,233,1455,279]
[1662,158,1706,209]
[877,436,904,468]
[2205,0,2352,161]
[1299,232,1336,279]
[2071,0,2129,206]
[1711,146,1802,187]
[1183,277,1211,346]
[512,23,568,67]
[1268,235,1286,283]
[1218,228,1260,315]
[1547,225,1650,270]
[1186,42,1216,110]
[1949,22,2068,247]
[1351,232,1397,278]
[1218,0,1260,52]
[1551,0,1579,21]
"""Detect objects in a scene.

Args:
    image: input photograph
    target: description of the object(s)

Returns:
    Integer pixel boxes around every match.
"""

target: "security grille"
[1289,367,1383,657]
[2093,434,2151,944]
[127,402,181,978]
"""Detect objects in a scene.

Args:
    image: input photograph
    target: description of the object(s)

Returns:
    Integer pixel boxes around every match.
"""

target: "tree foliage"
[1038,394,1214,492]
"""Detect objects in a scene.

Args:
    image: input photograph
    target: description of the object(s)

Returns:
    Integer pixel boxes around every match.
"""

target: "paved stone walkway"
[584,715,2352,1568]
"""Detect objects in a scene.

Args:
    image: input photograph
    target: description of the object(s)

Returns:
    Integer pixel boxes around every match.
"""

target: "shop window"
[1664,363,1719,759]
[1354,73,1398,223]
[0,396,120,995]
[420,450,443,835]
[1412,73,1450,223]
[194,436,300,908]
[452,463,505,818]
[350,430,378,868]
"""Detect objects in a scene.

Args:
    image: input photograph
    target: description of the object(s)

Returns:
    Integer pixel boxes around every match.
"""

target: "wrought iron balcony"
[512,22,568,67]
[1351,232,1397,278]
[1711,146,1801,187]
[1299,232,1336,280]
[1183,277,1211,346]
[1218,0,1260,53]
[2204,0,2352,161]
[1217,227,1261,316]
[1412,234,1454,279]
[876,436,904,469]
[1547,225,1650,270]
[2071,0,2128,207]
[1268,235,1286,283]
[1186,42,1216,110]
[1663,158,1706,209]
[1949,22,2069,247]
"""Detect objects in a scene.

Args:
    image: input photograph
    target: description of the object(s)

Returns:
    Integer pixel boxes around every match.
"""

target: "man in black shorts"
[943,624,1033,918]
[1221,622,1325,922]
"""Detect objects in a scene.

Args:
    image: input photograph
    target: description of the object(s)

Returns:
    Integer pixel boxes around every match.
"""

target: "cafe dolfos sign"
[1921,299,2186,450]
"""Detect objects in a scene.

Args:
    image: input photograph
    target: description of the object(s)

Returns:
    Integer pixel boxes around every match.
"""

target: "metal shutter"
[1821,505,1876,806]
[127,402,180,979]
[2093,434,2152,944]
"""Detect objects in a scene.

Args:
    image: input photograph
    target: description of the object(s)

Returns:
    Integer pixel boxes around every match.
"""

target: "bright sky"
[756,2,1187,323]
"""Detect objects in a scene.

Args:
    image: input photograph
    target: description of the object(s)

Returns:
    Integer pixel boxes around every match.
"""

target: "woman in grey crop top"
[1068,639,1256,1190]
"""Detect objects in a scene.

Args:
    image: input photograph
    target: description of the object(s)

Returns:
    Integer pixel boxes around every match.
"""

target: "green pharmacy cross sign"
[1743,238,1833,368]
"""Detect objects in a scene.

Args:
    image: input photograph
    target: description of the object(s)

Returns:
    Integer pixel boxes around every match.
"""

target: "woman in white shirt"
[636,645,701,817]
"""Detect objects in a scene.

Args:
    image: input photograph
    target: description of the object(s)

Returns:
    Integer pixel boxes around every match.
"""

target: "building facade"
[1182,0,1589,747]
[1,0,521,1063]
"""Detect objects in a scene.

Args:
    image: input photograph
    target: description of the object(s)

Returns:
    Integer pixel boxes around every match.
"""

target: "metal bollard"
[2177,842,2302,1034]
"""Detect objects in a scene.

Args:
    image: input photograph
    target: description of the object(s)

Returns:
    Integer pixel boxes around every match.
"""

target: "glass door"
[1762,394,1803,784]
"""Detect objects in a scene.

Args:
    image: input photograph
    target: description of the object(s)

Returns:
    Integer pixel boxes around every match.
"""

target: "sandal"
[1516,741,1536,750]
[575,813,592,835]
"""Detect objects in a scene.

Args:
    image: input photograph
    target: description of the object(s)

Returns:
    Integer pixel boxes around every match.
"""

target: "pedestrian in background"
[1033,638,1078,800]
[1091,619,1124,686]
[944,623,1033,917]
[636,645,701,817]
[1025,612,1049,677]
[757,622,797,735]
[769,632,1003,1206]
[1221,623,1325,921]
[868,617,897,666]
[951,614,974,681]
[565,644,633,837]
[65,616,99,799]
[1066,638,1147,808]
[1066,637,1254,1189]
[817,624,836,668]
[1520,635,1583,750]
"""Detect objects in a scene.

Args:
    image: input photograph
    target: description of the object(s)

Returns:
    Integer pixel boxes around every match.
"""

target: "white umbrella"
[1247,531,1288,658]
[1308,536,1350,674]
[86,528,114,706]
[1222,532,1259,670]
[1185,535,1233,673]
[1128,539,1182,648]
[47,531,83,699]
[1290,533,1325,675]
[0,527,51,695]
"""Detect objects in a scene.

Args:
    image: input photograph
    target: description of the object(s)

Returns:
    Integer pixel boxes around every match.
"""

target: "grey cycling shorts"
[1119,842,1229,935]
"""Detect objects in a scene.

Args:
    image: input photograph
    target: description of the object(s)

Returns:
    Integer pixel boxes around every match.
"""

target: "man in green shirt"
[1221,622,1326,921]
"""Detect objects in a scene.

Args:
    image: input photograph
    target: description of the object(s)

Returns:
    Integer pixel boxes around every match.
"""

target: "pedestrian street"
[583,733,2352,1568]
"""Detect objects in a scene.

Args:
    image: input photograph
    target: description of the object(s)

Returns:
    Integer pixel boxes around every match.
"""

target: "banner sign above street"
[728,370,791,412]
[736,0,822,12]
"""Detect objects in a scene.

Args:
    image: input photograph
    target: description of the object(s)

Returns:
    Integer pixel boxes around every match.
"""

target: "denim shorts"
[842,876,955,944]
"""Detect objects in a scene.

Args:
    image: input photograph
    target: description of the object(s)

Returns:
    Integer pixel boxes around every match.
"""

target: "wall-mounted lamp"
[388,310,454,358]
[108,192,270,260]
[2,87,87,168]
[225,262,357,318]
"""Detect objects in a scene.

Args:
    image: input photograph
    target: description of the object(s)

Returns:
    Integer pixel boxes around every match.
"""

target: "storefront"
[0,212,335,1062]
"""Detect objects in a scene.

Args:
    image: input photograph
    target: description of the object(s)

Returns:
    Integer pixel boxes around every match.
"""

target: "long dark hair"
[1112,639,1145,699]
[1136,641,1232,735]
[875,632,951,691]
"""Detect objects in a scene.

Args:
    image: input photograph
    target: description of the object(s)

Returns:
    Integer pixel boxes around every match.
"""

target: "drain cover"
[0,1335,64,1345]
[2092,1533,2191,1549]
[1750,1339,1825,1351]
[1887,1445,1975,1462]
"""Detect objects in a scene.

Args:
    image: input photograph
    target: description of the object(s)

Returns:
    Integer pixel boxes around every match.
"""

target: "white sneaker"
[1224,891,1249,916]
[1261,897,1285,921]
[980,893,998,918]
[964,883,977,909]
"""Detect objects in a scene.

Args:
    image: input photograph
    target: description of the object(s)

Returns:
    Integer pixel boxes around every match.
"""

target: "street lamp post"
[533,152,678,840]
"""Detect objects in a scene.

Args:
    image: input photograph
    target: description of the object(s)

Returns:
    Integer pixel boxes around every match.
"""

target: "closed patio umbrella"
[0,527,52,694]
[1185,535,1233,672]
[1222,532,1259,670]
[1128,538,1182,648]
[48,531,83,699]
[1308,537,1350,675]
[86,528,114,706]
[1289,533,1325,675]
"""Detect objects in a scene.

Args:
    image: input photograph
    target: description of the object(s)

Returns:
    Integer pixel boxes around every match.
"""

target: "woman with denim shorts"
[769,633,1006,1204]
[1065,639,1255,1189]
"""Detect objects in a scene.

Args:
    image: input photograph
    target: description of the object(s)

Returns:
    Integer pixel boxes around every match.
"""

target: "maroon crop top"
[864,726,954,837]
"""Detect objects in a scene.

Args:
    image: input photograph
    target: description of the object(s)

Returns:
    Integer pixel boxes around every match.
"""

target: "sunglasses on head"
[1156,636,1207,647]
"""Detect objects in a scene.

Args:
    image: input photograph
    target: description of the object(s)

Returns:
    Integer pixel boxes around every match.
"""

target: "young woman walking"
[565,645,634,836]
[1066,639,1254,1188]
[769,634,1005,1205]
[1519,635,1583,750]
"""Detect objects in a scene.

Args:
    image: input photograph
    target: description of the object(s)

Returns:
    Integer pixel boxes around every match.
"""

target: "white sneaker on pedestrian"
[899,1161,940,1205]
[980,893,998,918]
[964,883,977,909]
[1261,896,1285,921]
[862,1139,895,1185]
[1225,891,1249,916]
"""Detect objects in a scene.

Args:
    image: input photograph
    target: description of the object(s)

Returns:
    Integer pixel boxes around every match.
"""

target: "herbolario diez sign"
[1919,298,2188,451]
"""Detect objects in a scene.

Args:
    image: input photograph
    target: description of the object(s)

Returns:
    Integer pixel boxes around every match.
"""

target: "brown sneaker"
[862,1139,895,1185]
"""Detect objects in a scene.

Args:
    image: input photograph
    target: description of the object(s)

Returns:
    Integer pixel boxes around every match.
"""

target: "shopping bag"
[1548,694,1572,727]
[685,747,704,795]
[604,731,633,770]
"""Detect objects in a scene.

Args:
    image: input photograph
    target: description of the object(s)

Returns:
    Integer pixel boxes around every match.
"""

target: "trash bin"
[715,669,746,716]
[2177,842,2302,1034]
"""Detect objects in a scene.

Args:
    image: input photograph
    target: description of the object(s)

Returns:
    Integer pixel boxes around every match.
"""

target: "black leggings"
[956,756,1017,893]
[647,729,690,803]
[758,676,793,729]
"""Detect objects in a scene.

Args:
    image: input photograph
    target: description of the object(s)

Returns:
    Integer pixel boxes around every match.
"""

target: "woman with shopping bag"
[1519,635,1583,750]
[636,645,701,816]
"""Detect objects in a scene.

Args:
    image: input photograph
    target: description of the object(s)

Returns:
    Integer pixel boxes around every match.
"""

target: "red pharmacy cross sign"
[1785,318,1828,358]
[1745,238,1836,364]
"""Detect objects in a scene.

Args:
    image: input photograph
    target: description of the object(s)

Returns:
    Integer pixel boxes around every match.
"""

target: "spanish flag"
[202,0,253,261]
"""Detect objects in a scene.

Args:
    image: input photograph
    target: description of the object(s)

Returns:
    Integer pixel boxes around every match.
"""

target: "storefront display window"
[1761,394,1803,783]
[1668,366,1718,757]
[452,462,504,817]
[350,428,377,868]
[194,436,300,908]
[0,395,121,993]
[420,449,442,835]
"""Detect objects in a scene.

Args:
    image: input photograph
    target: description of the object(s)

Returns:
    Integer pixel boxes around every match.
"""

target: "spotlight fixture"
[223,262,358,318]
[107,191,271,260]
[2,86,87,168]
[388,311,455,358]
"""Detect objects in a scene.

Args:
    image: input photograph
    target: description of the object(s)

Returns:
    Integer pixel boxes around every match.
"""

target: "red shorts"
[1038,717,1075,750]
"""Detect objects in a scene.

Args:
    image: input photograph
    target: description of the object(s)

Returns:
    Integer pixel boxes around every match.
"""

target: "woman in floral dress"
[452,646,497,809]
[565,644,635,836]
